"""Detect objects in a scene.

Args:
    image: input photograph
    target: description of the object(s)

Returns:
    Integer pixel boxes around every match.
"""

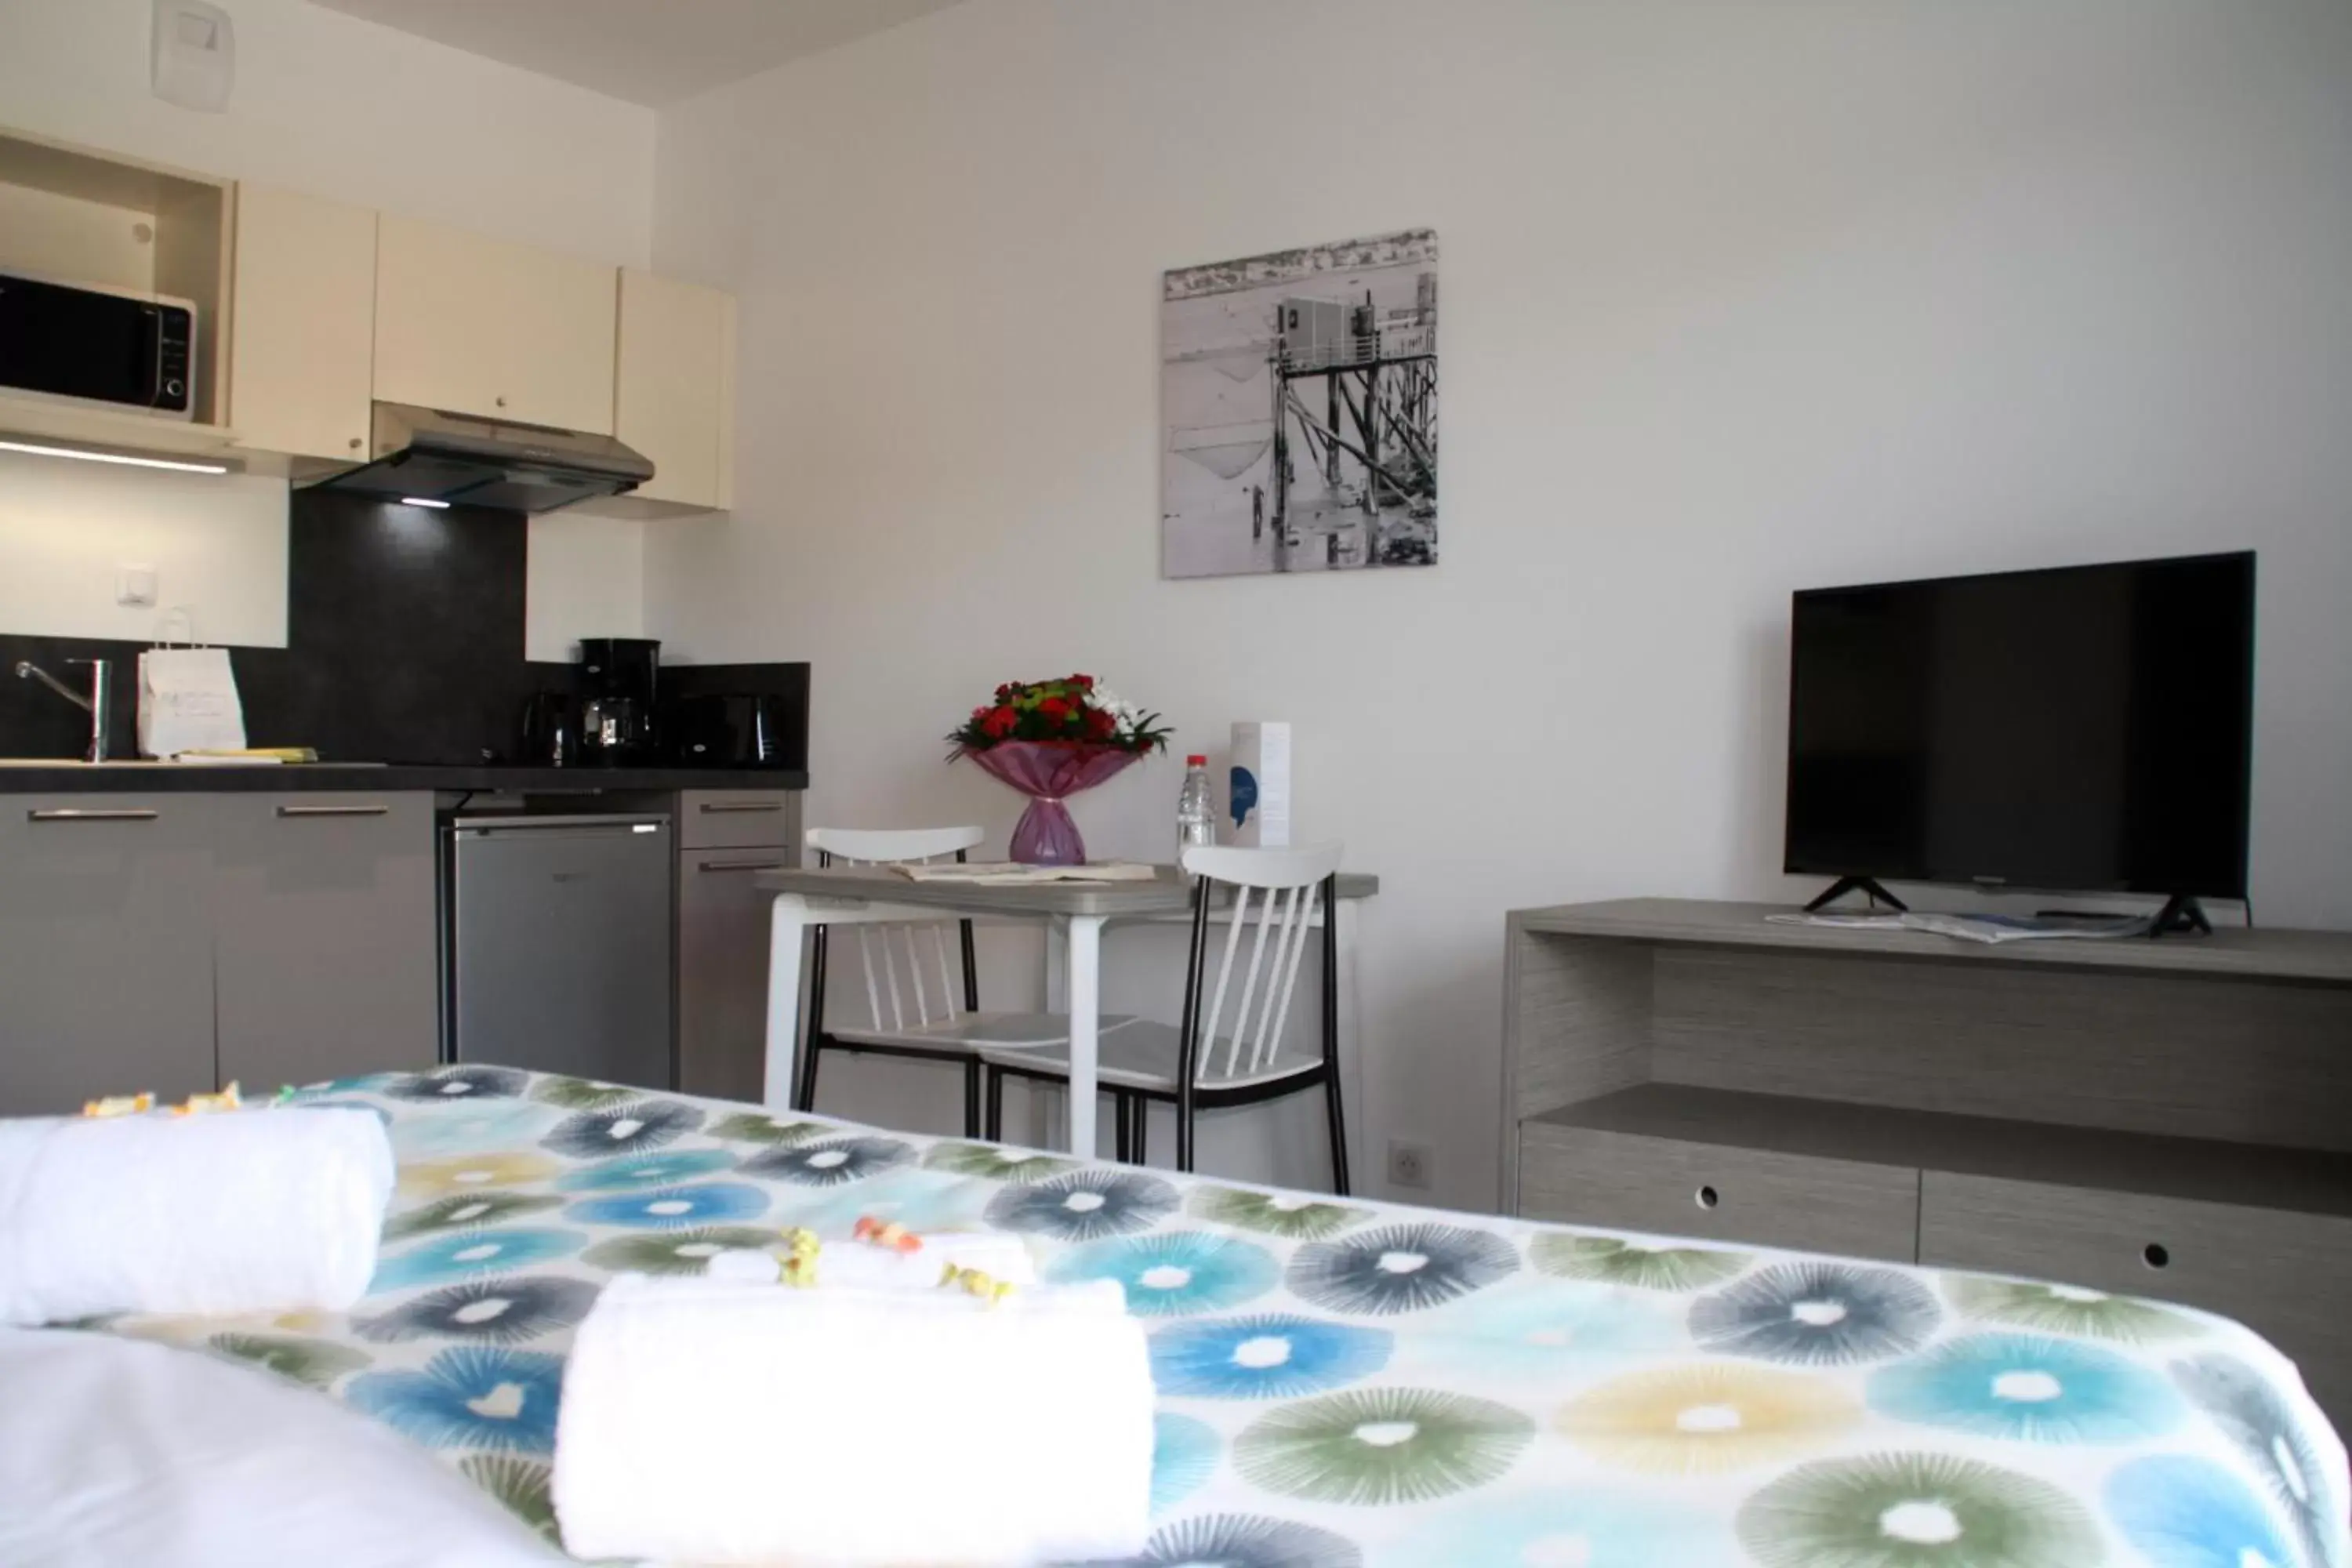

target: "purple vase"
[1009,797,1087,866]
[964,741,1141,866]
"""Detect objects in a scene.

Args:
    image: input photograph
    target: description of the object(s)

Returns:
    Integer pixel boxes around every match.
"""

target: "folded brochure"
[892,861,1160,884]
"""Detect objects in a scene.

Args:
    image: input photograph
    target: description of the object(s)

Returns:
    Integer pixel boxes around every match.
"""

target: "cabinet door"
[678,833,799,1103]
[374,213,617,434]
[228,184,376,463]
[616,269,735,509]
[212,793,439,1090]
[679,789,800,851]
[0,797,216,1114]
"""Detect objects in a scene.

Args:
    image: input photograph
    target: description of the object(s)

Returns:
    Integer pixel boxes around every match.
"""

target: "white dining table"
[756,862,1378,1159]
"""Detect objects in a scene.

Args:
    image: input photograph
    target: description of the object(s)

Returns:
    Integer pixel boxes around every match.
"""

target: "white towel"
[704,1230,1036,1290]
[553,1273,1154,1567]
[0,1107,394,1327]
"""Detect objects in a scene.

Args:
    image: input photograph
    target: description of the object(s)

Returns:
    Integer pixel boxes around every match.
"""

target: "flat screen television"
[1784,551,2254,909]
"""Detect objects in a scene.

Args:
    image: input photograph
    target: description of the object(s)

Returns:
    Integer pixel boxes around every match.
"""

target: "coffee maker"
[577,637,659,765]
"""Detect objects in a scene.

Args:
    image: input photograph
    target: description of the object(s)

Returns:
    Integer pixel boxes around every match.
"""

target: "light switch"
[151,0,234,113]
[117,565,158,608]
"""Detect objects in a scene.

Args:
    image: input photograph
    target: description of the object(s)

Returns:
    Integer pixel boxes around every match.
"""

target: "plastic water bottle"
[1176,754,1217,861]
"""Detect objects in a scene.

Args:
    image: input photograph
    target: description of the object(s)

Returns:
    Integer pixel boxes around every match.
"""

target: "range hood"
[304,403,654,513]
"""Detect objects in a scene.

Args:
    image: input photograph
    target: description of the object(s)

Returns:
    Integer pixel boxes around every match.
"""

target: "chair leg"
[961,1059,982,1140]
[794,1040,822,1114]
[1323,1070,1351,1196]
[1174,1094,1195,1174]
[1130,1096,1148,1167]
[1112,1091,1133,1163]
[984,1067,1006,1142]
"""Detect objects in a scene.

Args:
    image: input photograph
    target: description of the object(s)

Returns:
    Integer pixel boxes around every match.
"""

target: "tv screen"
[1784,551,2254,899]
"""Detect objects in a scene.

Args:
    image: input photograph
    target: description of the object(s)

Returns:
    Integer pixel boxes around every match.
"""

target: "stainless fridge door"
[446,815,674,1089]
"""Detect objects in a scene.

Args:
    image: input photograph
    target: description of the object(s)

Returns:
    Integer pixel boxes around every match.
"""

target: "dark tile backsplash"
[0,491,807,766]
[285,490,536,764]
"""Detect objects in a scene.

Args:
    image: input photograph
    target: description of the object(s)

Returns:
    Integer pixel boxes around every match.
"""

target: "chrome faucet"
[14,659,111,763]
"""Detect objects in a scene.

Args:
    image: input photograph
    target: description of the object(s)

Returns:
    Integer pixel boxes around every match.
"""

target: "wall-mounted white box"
[1229,720,1290,847]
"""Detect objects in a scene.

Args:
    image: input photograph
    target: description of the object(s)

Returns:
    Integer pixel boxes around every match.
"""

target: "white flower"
[1087,683,1145,728]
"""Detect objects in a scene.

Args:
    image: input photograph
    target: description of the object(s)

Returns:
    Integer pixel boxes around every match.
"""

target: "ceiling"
[309,0,971,107]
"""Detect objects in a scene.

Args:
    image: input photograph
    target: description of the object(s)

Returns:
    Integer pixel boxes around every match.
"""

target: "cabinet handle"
[495,395,508,408]
[698,800,785,814]
[699,858,789,873]
[347,436,362,450]
[27,808,158,823]
[276,804,390,818]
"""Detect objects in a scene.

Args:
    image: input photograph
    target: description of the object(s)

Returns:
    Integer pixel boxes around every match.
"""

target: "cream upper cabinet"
[227,184,376,462]
[373,213,616,434]
[615,269,735,510]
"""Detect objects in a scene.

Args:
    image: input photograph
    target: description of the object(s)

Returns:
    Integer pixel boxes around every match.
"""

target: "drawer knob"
[2142,1243,2170,1269]
[1695,1185,1720,1210]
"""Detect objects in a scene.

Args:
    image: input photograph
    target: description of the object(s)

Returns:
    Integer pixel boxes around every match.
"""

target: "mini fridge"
[441,811,674,1089]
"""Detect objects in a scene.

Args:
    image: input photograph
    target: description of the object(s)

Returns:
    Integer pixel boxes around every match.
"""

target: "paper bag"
[1230,721,1291,847]
[137,648,246,759]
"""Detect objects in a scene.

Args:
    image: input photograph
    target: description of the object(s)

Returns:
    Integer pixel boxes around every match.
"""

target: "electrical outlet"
[1386,1138,1432,1190]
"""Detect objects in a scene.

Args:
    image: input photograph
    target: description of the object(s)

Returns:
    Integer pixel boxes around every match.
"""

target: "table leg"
[762,895,811,1111]
[1066,914,1102,1156]
[1044,915,1068,1012]
[1336,898,1365,1185]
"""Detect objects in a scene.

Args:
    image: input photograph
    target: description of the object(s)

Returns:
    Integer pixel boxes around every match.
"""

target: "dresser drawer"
[1519,1122,1920,1263]
[677,789,799,850]
[1919,1173,2352,1414]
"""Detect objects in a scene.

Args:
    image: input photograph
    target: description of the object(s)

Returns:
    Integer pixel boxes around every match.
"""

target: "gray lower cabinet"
[0,795,219,1113]
[213,793,439,1091]
[1918,1171,2352,1416]
[680,789,800,851]
[677,791,800,1102]
[1519,1120,1922,1263]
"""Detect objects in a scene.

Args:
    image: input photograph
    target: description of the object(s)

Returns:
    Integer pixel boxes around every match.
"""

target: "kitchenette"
[0,122,802,1116]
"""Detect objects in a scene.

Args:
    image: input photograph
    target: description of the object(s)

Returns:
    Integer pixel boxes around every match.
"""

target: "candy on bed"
[852,1215,922,1253]
[938,1263,1016,1305]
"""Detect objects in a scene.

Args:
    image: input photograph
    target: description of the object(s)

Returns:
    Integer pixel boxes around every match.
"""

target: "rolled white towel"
[0,1107,394,1326]
[704,1230,1036,1290]
[554,1273,1153,1566]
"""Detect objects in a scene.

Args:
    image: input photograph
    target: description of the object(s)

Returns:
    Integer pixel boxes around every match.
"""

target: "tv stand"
[1802,874,1908,914]
[1501,898,2352,1422]
[2151,892,2214,938]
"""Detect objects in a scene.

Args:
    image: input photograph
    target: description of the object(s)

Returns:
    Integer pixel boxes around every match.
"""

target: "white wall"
[0,451,289,644]
[649,0,2352,1209]
[524,512,645,661]
[0,0,658,650]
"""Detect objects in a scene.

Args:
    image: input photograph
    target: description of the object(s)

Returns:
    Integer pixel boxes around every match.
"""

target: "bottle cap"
[1186,754,1207,766]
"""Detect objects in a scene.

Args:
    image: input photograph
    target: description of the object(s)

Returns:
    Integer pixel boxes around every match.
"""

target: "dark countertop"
[0,762,808,794]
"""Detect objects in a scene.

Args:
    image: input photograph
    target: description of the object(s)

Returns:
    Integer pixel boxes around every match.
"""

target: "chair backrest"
[1176,840,1345,1082]
[806,826,985,1033]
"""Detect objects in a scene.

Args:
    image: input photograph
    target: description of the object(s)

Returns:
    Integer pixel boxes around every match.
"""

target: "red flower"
[1083,707,1118,740]
[1070,674,1095,689]
[1039,696,1072,723]
[980,706,1017,738]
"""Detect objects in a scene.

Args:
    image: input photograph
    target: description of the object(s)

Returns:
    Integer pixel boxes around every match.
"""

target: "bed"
[89,1066,2350,1567]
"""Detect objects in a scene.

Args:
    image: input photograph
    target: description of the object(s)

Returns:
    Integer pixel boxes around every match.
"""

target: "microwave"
[0,270,197,419]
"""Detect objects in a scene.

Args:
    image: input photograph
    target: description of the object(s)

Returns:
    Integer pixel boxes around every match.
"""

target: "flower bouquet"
[949,675,1171,864]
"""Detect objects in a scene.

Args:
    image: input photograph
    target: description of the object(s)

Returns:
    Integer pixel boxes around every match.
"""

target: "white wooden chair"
[980,841,1349,1191]
[796,826,1140,1138]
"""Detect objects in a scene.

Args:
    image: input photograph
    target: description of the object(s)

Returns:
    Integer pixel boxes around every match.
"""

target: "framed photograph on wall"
[1161,228,1439,579]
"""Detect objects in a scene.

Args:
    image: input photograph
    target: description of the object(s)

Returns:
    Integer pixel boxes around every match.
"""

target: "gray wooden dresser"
[1503,898,2352,1421]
